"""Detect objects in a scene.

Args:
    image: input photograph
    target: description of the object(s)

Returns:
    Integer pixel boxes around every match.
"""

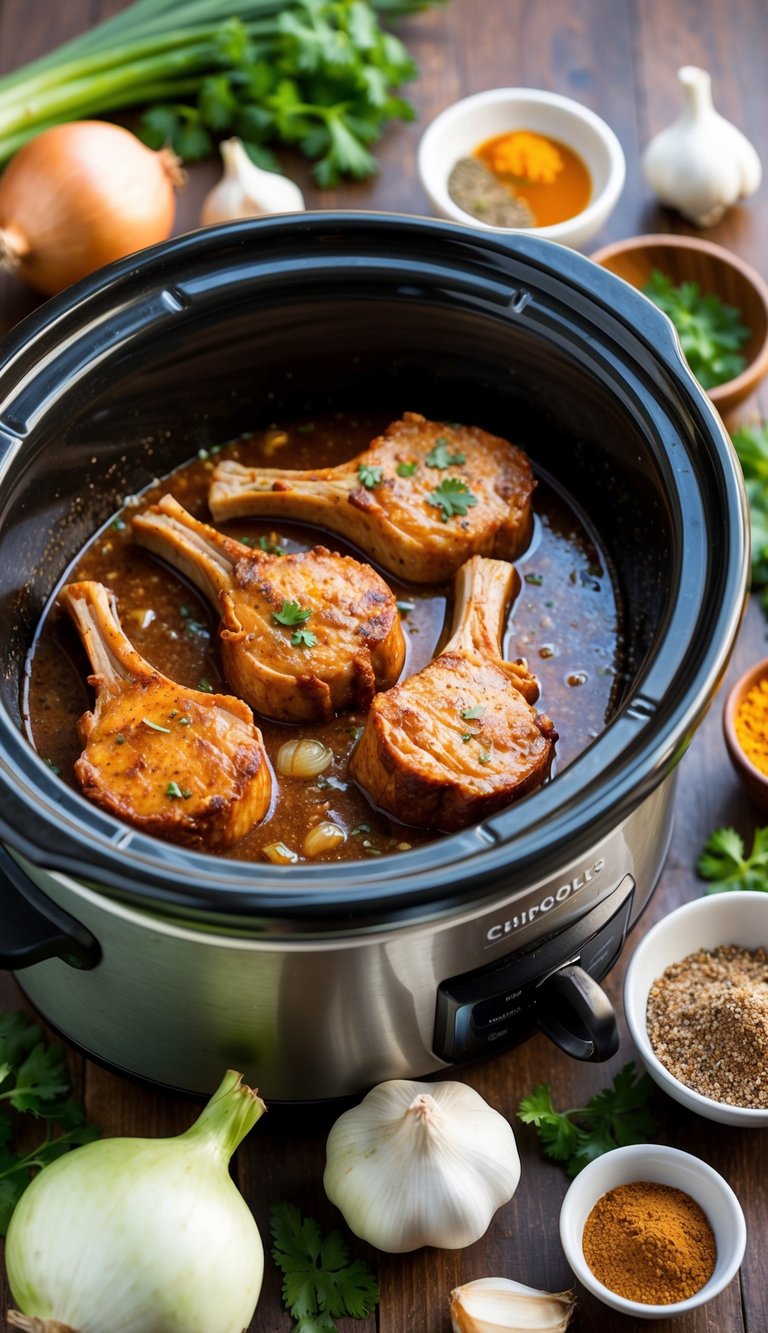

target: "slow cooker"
[0,215,749,1100]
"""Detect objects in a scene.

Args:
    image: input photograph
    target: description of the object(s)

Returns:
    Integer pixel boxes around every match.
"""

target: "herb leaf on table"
[271,1202,379,1330]
[731,422,768,610]
[0,1012,99,1234]
[517,1062,657,1176]
[642,269,749,389]
[697,825,768,892]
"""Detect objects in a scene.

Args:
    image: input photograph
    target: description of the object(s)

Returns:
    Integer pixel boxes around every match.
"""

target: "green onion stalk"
[5,1069,266,1333]
[0,0,447,183]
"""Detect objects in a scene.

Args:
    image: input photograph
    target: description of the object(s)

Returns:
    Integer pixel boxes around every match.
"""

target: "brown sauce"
[22,413,622,864]
[475,131,591,226]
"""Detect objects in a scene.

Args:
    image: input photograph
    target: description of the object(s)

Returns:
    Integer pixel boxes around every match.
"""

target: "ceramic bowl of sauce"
[417,87,625,250]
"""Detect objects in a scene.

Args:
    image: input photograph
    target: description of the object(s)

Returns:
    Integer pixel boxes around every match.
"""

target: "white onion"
[5,1070,265,1333]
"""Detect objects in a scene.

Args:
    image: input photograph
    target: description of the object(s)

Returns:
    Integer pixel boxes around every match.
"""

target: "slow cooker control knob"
[536,962,619,1061]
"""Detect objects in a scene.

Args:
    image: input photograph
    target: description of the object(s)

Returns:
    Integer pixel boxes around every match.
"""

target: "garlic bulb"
[200,137,305,226]
[449,1278,575,1332]
[323,1079,521,1253]
[642,66,762,226]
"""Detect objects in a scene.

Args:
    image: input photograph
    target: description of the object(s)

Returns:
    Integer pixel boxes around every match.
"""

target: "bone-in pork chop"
[58,580,272,849]
[208,412,535,583]
[132,494,405,723]
[349,556,557,831]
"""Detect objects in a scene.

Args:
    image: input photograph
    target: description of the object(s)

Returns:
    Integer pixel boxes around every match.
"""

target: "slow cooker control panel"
[433,876,635,1063]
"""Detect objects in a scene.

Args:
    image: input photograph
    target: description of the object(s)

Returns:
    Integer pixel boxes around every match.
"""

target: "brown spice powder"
[646,944,768,1107]
[582,1181,716,1304]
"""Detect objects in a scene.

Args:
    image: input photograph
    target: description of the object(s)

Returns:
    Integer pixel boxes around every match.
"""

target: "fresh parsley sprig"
[697,825,768,892]
[0,1012,100,1234]
[518,1062,656,1177]
[273,599,317,647]
[731,422,768,609]
[270,1202,379,1331]
[427,477,478,521]
[643,269,749,389]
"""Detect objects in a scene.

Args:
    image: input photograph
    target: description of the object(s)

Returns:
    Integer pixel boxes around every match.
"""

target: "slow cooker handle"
[536,962,619,1062]
[0,845,101,971]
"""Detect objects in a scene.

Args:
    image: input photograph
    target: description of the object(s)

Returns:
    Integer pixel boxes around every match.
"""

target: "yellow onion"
[0,121,183,295]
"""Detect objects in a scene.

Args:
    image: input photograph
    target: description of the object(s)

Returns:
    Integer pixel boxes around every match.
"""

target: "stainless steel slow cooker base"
[9,779,674,1100]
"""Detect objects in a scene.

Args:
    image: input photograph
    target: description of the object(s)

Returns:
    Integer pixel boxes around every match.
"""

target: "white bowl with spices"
[623,892,768,1125]
[417,87,626,250]
[559,1143,747,1319]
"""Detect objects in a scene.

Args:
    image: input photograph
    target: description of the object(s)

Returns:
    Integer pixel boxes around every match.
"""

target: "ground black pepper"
[446,156,535,227]
[646,944,768,1106]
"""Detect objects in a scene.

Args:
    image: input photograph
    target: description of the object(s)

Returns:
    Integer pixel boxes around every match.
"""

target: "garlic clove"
[642,66,762,227]
[449,1277,575,1333]
[199,136,305,226]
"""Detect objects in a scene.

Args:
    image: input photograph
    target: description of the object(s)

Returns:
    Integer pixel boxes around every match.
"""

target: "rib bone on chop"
[349,556,558,832]
[208,412,535,584]
[132,494,406,723]
[58,580,272,849]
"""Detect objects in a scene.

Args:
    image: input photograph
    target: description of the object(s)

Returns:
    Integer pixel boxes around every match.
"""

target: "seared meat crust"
[132,495,405,722]
[208,412,535,583]
[58,580,272,849]
[349,556,557,831]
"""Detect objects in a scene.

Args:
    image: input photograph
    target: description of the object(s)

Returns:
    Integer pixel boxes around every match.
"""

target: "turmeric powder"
[487,131,564,184]
[582,1180,716,1304]
[735,677,768,775]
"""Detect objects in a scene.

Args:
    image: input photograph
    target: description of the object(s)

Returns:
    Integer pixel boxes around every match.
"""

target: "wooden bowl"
[723,656,768,810]
[590,234,768,416]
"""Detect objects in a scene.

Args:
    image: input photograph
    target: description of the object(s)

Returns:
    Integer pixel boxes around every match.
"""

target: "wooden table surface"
[1,1,768,1329]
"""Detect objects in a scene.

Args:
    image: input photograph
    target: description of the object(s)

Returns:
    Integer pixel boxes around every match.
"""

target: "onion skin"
[5,1069,265,1333]
[0,121,180,295]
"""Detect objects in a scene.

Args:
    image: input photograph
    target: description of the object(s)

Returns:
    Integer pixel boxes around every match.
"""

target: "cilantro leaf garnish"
[273,600,313,627]
[460,705,485,720]
[357,463,383,489]
[425,438,466,469]
[518,1062,656,1176]
[643,269,749,389]
[291,627,318,648]
[0,1012,100,1234]
[165,781,192,800]
[270,1202,379,1330]
[396,461,418,477]
[697,825,768,892]
[427,477,478,522]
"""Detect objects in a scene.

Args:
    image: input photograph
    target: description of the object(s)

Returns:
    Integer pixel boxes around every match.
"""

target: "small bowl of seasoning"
[623,891,768,1125]
[723,656,768,809]
[417,87,626,250]
[559,1143,746,1319]
[590,234,768,417]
